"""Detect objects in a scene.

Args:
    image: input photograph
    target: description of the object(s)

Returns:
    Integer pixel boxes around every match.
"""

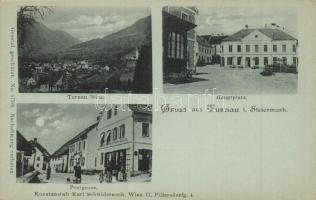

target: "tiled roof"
[16,131,34,156]
[51,123,98,157]
[201,35,228,45]
[258,28,297,40]
[223,28,297,41]
[128,104,152,114]
[29,139,51,160]
[196,36,212,47]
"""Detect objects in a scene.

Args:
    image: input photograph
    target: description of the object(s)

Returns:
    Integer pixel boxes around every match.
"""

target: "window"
[254,57,259,65]
[292,45,296,52]
[293,57,297,66]
[83,140,85,150]
[237,45,241,52]
[113,128,117,140]
[100,132,105,147]
[119,124,125,138]
[142,123,149,137]
[181,12,188,21]
[255,34,258,38]
[101,153,104,165]
[81,157,85,166]
[107,109,112,119]
[255,45,259,52]
[114,105,118,115]
[282,57,287,65]
[264,45,268,52]
[246,45,250,52]
[106,130,111,145]
[282,44,286,52]
[227,57,233,65]
[221,45,223,53]
[237,57,242,65]
[229,45,232,52]
[273,57,278,64]
[264,57,268,65]
[78,141,81,151]
[273,45,277,52]
[95,157,97,167]
[167,32,184,59]
[37,156,40,161]
[36,164,39,168]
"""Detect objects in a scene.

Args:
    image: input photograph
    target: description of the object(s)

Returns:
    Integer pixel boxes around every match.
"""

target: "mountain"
[18,21,80,60]
[61,16,152,63]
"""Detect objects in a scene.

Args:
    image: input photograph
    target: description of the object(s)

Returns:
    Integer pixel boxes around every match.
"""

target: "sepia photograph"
[18,6,152,93]
[162,7,298,94]
[16,104,152,183]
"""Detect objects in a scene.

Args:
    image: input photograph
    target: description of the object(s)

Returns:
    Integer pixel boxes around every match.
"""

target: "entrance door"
[138,149,152,171]
[246,57,251,67]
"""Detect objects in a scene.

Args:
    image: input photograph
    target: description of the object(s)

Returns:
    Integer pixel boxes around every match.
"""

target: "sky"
[17,104,101,154]
[196,7,297,37]
[37,7,150,42]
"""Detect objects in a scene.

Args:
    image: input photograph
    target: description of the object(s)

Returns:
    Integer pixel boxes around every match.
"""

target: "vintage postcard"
[0,0,316,200]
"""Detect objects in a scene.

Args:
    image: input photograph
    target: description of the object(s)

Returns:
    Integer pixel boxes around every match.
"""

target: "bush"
[260,69,274,76]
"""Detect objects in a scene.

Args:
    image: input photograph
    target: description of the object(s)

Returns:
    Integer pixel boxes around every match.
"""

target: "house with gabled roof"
[220,26,298,69]
[16,131,35,177]
[29,138,50,172]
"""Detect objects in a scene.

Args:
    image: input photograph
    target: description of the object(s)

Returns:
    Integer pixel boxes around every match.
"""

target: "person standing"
[74,162,82,184]
[46,164,51,180]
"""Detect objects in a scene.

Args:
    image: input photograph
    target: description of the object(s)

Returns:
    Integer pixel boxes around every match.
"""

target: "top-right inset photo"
[162,7,298,94]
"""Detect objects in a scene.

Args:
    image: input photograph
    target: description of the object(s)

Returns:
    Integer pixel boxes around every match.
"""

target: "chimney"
[245,25,248,29]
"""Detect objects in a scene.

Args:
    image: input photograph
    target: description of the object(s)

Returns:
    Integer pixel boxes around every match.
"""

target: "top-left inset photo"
[17,6,152,94]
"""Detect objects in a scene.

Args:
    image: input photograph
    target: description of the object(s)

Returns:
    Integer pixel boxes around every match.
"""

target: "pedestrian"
[74,162,82,184]
[46,164,51,180]
[106,161,112,183]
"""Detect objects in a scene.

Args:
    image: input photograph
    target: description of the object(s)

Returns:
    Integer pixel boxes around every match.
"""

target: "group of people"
[99,162,127,183]
[45,161,127,184]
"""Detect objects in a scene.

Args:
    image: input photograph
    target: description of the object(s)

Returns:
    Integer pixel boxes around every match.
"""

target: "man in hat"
[74,162,82,183]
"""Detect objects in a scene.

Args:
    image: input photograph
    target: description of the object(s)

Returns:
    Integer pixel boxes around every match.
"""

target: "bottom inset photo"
[16,104,152,184]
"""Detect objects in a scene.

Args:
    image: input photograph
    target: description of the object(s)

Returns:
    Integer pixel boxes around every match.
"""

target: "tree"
[132,45,152,94]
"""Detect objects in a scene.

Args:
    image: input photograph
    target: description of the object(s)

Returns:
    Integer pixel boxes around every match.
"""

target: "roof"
[201,35,228,45]
[29,139,51,161]
[223,28,297,41]
[128,104,152,114]
[196,36,212,47]
[16,131,34,156]
[51,123,98,157]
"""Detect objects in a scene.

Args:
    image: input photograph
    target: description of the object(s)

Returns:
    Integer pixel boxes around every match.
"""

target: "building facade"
[196,36,213,65]
[29,138,50,173]
[220,28,298,69]
[162,6,198,79]
[67,124,97,173]
[93,104,152,176]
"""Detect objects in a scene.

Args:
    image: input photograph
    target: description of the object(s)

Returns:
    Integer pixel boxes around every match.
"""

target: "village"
[163,7,298,94]
[19,48,139,93]
[16,104,152,184]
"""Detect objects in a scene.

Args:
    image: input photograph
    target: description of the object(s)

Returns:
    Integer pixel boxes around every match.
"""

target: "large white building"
[92,104,152,176]
[220,27,298,69]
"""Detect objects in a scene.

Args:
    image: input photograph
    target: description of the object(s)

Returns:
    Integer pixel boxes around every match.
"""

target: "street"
[164,65,298,94]
[37,172,151,184]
